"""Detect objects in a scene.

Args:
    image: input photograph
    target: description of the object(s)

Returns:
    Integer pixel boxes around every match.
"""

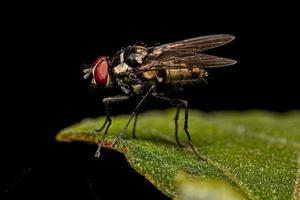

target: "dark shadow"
[2,142,169,200]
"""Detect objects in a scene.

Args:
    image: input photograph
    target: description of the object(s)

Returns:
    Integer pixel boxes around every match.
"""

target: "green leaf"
[56,109,300,200]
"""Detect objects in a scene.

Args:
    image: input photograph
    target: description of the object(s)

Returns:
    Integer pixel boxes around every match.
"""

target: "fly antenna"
[83,63,89,69]
[83,67,93,79]
[81,59,93,80]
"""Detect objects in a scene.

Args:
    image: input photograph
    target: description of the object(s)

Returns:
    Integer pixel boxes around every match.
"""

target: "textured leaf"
[56,109,300,200]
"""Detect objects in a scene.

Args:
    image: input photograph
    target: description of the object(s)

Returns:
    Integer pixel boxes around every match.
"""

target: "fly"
[83,34,237,158]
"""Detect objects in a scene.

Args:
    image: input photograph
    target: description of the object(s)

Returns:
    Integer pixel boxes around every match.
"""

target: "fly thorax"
[113,63,132,75]
[124,46,148,67]
[134,46,148,64]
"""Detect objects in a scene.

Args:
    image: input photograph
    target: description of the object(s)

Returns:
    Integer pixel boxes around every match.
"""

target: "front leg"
[95,95,130,157]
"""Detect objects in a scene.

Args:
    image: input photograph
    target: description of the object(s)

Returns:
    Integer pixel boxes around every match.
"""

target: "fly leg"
[174,105,185,147]
[95,95,130,158]
[132,114,138,138]
[152,94,200,158]
[95,118,108,132]
[180,100,201,158]
[112,86,155,148]
[152,94,185,147]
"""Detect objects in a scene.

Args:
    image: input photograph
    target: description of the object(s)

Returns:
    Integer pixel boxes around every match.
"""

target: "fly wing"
[145,34,235,62]
[140,53,236,72]
[138,34,236,79]
[163,54,236,68]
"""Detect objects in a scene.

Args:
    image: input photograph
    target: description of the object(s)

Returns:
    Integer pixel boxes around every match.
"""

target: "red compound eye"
[93,56,108,86]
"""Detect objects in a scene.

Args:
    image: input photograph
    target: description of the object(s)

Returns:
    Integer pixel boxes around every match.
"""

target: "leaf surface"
[56,109,300,200]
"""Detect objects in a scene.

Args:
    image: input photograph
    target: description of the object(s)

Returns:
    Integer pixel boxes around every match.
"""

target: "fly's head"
[83,56,112,88]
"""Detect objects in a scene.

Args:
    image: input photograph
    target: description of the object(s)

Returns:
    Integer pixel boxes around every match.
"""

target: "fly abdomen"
[164,67,208,84]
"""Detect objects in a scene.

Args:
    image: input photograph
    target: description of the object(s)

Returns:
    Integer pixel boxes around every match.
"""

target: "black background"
[1,2,299,199]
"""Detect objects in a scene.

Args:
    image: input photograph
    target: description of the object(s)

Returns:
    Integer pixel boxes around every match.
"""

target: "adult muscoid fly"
[83,34,237,158]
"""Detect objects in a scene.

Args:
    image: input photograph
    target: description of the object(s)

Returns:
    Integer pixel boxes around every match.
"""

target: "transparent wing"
[145,34,235,62]
[139,53,237,73]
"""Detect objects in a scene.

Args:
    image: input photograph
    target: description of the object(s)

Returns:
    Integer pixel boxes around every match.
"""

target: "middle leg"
[132,114,138,138]
[112,86,155,147]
